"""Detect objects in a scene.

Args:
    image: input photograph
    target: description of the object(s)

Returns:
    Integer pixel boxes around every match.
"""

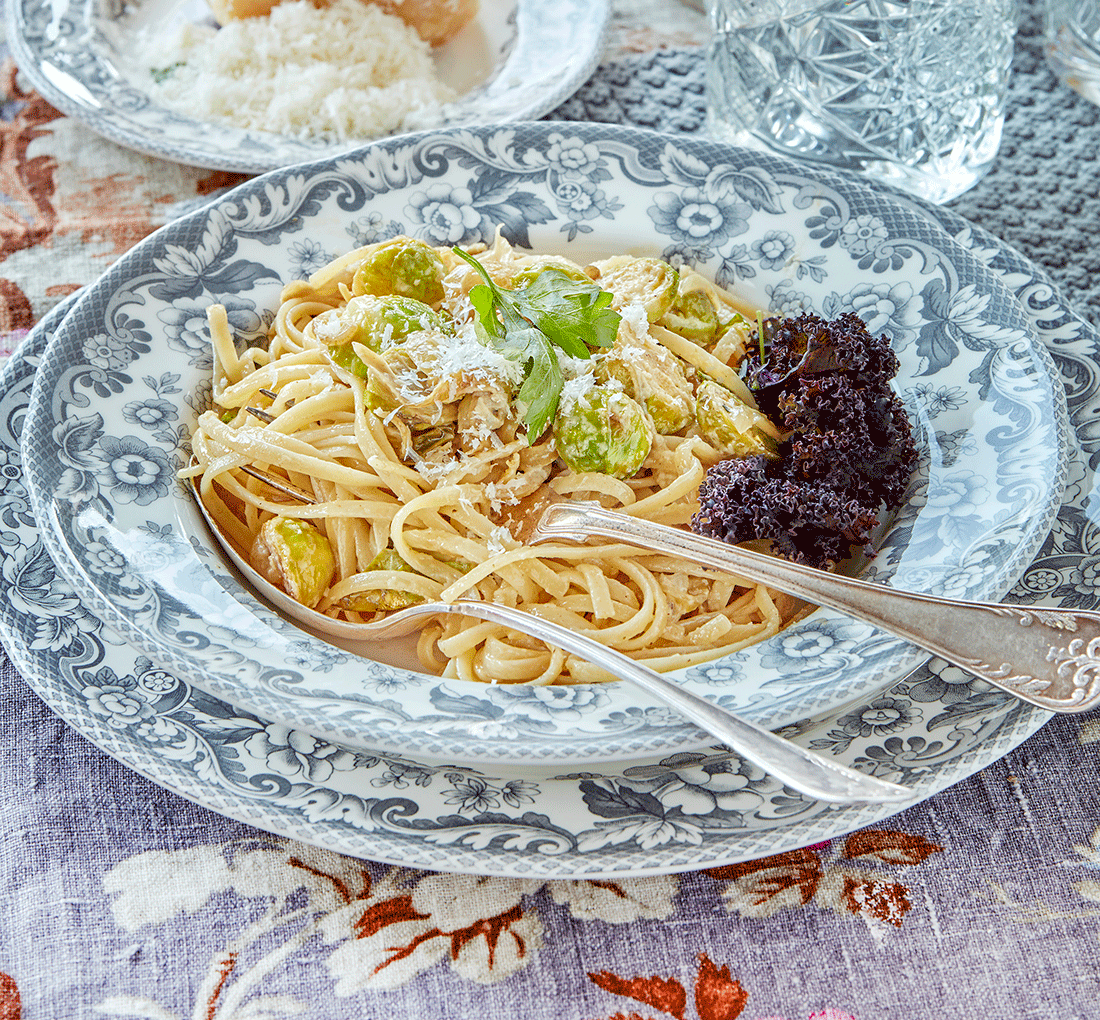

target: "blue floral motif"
[287,239,334,279]
[1,539,100,651]
[551,176,618,237]
[82,331,140,372]
[925,469,989,518]
[765,282,817,318]
[493,684,613,723]
[159,294,262,365]
[808,697,921,754]
[648,186,752,250]
[280,639,347,673]
[0,451,33,529]
[689,661,746,687]
[244,724,357,783]
[348,213,404,247]
[751,230,795,270]
[82,675,156,729]
[838,214,889,256]
[97,435,174,506]
[368,758,437,790]
[123,397,177,432]
[138,668,180,696]
[406,183,491,246]
[906,384,968,419]
[714,244,757,286]
[619,752,787,818]
[756,618,886,685]
[821,281,923,346]
[906,664,985,705]
[546,133,605,177]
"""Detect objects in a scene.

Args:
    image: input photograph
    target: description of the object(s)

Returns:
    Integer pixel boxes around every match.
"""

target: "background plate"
[5,0,609,172]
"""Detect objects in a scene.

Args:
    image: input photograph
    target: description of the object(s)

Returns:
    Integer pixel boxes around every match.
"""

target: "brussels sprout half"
[658,289,721,346]
[695,380,778,459]
[553,385,653,478]
[250,517,336,609]
[589,256,679,322]
[314,295,450,378]
[352,238,446,308]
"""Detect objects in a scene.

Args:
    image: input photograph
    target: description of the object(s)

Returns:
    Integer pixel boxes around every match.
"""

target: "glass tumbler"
[1044,0,1100,106]
[704,0,1018,204]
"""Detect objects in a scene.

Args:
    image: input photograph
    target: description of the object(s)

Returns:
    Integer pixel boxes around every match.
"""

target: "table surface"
[5,1,1100,1018]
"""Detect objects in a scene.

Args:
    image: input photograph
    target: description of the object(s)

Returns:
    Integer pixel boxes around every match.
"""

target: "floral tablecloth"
[4,1,1100,1018]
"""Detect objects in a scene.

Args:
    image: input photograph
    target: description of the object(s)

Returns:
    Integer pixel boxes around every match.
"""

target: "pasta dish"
[185,234,806,684]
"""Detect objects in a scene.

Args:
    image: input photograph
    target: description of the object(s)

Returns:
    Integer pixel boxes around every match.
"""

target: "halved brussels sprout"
[695,380,779,459]
[553,385,652,478]
[658,289,721,346]
[510,261,591,290]
[314,295,449,377]
[352,238,446,308]
[337,548,425,613]
[587,256,679,322]
[250,517,335,609]
[595,340,693,436]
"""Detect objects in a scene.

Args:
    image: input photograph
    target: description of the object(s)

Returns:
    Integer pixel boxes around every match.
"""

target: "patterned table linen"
[4,1,1100,1018]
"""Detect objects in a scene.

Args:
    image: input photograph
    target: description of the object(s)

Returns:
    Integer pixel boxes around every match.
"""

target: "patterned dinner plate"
[2,187,1091,874]
[5,0,609,173]
[19,123,1070,766]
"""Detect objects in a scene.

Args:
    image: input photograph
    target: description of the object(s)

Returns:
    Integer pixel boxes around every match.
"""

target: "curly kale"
[693,312,917,568]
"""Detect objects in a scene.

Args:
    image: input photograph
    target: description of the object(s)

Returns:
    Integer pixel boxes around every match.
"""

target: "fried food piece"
[206,0,478,46]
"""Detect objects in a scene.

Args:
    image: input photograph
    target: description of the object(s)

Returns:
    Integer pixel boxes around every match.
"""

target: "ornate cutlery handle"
[534,503,1100,714]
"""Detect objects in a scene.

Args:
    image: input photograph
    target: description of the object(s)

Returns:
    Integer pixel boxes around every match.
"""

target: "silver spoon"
[193,471,1100,714]
[530,502,1100,715]
[188,486,913,805]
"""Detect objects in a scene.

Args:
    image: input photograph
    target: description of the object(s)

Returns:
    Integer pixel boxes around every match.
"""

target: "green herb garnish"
[150,62,184,84]
[453,248,620,439]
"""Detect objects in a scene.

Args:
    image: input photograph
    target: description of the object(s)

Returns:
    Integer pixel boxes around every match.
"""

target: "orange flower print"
[706,829,943,931]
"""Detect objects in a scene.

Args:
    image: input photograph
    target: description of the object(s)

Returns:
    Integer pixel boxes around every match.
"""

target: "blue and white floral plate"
[1,188,1093,873]
[21,123,1070,767]
[5,0,608,173]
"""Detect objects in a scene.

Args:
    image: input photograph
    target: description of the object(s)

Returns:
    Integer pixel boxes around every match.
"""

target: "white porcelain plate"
[20,123,1070,767]
[5,184,1094,874]
[5,0,608,173]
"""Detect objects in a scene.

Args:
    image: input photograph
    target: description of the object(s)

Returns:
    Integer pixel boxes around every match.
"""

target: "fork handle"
[422,602,912,805]
[534,503,1100,714]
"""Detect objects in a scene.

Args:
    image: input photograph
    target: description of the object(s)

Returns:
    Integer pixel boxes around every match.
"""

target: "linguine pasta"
[184,233,803,684]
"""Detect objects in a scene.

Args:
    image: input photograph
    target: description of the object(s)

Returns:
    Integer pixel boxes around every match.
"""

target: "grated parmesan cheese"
[141,0,457,142]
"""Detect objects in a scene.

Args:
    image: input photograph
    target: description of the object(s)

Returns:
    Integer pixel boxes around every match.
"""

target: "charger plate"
[18,124,1069,765]
[0,200,1090,876]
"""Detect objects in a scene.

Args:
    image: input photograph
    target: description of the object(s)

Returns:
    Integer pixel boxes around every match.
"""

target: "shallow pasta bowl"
[20,122,1070,767]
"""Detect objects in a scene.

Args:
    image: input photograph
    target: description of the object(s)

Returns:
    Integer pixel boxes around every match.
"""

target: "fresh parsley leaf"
[513,268,620,357]
[453,248,620,439]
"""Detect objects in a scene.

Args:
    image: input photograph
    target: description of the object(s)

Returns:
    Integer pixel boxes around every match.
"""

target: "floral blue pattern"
[2,180,1096,873]
[18,124,1070,768]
